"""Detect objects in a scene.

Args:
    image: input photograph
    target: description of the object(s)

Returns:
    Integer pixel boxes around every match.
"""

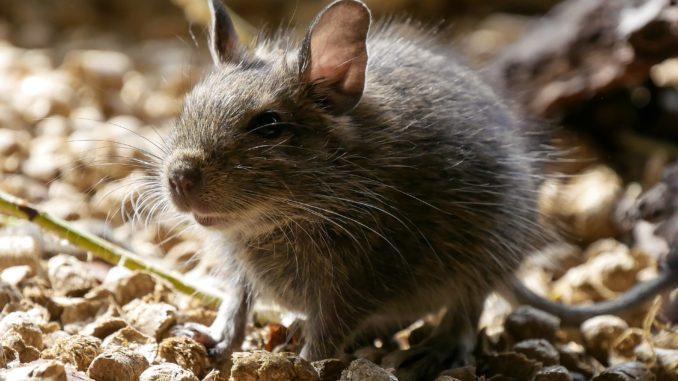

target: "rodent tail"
[508,271,678,326]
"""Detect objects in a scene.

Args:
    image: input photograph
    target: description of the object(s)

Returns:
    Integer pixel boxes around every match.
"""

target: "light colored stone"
[139,363,199,381]
[87,347,149,381]
[339,358,397,381]
[47,255,98,297]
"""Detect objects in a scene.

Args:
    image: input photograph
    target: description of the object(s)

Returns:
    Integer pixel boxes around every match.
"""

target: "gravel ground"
[0,1,677,380]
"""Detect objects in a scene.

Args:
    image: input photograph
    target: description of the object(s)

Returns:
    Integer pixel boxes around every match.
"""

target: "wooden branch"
[0,189,222,307]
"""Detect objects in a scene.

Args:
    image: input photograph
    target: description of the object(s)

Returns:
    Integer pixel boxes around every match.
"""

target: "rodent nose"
[168,165,202,201]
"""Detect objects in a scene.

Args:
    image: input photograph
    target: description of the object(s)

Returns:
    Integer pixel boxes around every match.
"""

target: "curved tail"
[509,271,678,326]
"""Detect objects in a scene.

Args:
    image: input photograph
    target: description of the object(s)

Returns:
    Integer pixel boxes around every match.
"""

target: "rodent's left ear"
[299,0,371,114]
[208,0,245,65]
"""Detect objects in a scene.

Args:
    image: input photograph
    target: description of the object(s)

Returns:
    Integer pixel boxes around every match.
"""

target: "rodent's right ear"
[299,0,371,114]
[208,0,245,65]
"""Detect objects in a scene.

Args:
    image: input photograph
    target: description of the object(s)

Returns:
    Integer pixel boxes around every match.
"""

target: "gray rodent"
[156,0,678,379]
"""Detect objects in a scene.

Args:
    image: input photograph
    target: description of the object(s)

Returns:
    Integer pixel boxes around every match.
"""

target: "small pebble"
[1,331,40,363]
[139,363,200,381]
[437,365,476,381]
[339,358,397,381]
[80,316,128,339]
[590,361,654,381]
[230,350,320,381]
[0,281,22,309]
[514,339,560,366]
[0,311,44,349]
[87,347,150,381]
[312,358,347,381]
[156,336,208,379]
[63,50,133,89]
[0,235,42,273]
[56,295,109,328]
[480,352,542,380]
[581,315,629,363]
[505,306,561,341]
[47,255,99,297]
[654,348,678,381]
[29,359,68,381]
[534,365,573,381]
[105,270,157,306]
[123,300,177,339]
[102,326,158,364]
[43,334,102,371]
[0,265,34,286]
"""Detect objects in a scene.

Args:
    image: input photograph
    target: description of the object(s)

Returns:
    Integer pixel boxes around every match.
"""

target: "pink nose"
[168,165,202,202]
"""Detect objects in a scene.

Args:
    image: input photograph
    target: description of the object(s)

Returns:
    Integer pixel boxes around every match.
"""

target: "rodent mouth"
[192,213,229,227]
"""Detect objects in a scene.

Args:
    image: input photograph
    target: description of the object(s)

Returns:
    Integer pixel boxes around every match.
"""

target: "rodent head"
[163,0,371,232]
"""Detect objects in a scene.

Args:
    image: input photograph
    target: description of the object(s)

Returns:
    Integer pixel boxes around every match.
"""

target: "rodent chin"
[192,213,229,227]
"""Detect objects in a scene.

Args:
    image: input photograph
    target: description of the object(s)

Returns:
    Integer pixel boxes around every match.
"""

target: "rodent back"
[169,17,544,278]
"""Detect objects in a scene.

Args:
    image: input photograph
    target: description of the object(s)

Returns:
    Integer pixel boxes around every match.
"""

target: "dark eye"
[248,111,285,139]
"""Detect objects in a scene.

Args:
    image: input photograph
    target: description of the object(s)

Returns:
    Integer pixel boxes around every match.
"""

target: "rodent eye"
[248,111,285,139]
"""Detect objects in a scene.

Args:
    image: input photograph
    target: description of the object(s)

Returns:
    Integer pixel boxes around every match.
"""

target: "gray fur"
[160,1,545,379]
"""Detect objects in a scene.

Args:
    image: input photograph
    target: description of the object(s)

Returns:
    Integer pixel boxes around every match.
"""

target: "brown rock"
[106,271,157,306]
[480,352,542,381]
[437,366,476,381]
[534,365,572,381]
[56,296,109,329]
[140,363,200,381]
[339,358,396,381]
[81,317,128,339]
[156,336,209,379]
[558,342,602,378]
[553,240,640,305]
[230,350,320,381]
[47,255,99,297]
[312,358,347,381]
[0,235,42,273]
[87,347,149,381]
[30,359,68,381]
[0,311,44,349]
[0,359,92,381]
[63,50,133,90]
[505,306,561,341]
[591,361,655,381]
[581,315,629,363]
[103,326,158,364]
[434,377,461,381]
[1,265,35,287]
[653,348,678,381]
[43,334,102,371]
[1,331,40,363]
[538,166,622,243]
[513,339,560,366]
[178,308,217,327]
[123,300,177,340]
[13,72,75,120]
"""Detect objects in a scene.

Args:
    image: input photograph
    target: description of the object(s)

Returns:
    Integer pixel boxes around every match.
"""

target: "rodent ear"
[208,0,244,65]
[300,0,371,114]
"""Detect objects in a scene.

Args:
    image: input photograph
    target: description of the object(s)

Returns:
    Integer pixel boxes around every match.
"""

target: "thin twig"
[0,189,222,307]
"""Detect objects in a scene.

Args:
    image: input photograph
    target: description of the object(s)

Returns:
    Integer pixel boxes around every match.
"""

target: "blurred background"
[0,0,677,284]
[0,0,677,289]
[1,1,678,378]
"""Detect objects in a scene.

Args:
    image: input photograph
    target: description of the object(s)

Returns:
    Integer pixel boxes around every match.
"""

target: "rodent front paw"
[170,322,219,348]
[170,322,237,363]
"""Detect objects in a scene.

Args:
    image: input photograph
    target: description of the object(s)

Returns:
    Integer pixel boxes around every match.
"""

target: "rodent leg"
[171,283,250,362]
[383,300,483,381]
[207,284,250,357]
[299,304,366,361]
[345,317,416,352]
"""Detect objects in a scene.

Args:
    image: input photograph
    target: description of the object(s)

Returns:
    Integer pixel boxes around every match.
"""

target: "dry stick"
[0,189,222,307]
